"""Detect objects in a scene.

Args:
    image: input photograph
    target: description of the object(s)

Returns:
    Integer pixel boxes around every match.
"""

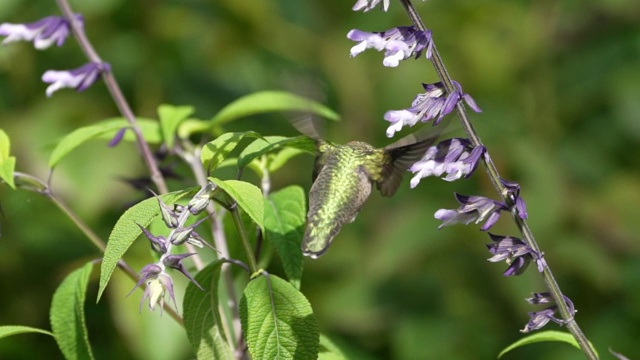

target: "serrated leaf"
[97,188,197,301]
[498,330,599,358]
[50,262,95,360]
[264,186,306,289]
[183,260,232,359]
[210,178,264,231]
[210,91,340,126]
[49,118,160,168]
[201,132,261,172]
[318,334,347,360]
[240,274,319,360]
[0,325,53,339]
[158,104,194,149]
[238,136,316,169]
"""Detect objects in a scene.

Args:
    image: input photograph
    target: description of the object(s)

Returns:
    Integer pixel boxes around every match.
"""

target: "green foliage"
[0,129,15,189]
[210,178,264,232]
[238,136,316,170]
[318,334,347,360]
[201,132,262,171]
[0,326,53,339]
[48,118,161,168]
[264,186,306,289]
[158,104,194,149]
[97,188,197,301]
[498,331,599,358]
[240,274,319,360]
[210,90,340,127]
[50,262,95,360]
[183,260,233,359]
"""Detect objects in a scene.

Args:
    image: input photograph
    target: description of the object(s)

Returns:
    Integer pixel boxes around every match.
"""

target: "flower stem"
[54,0,168,195]
[398,0,598,358]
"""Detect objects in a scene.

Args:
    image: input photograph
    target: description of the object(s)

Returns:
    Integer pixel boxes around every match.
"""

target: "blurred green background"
[1,0,639,359]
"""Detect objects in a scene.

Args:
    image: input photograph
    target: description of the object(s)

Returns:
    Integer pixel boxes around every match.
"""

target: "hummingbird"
[291,117,446,259]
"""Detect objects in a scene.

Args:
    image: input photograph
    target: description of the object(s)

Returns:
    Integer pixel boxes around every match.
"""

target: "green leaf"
[0,129,9,161]
[97,188,197,301]
[158,104,194,149]
[48,117,160,168]
[183,260,233,359]
[318,334,347,360]
[210,178,264,231]
[0,325,53,339]
[50,262,95,360]
[210,91,340,126]
[264,186,306,289]
[0,157,15,190]
[240,274,319,360]
[268,147,308,173]
[238,136,316,169]
[498,330,599,358]
[201,132,261,172]
[0,129,15,189]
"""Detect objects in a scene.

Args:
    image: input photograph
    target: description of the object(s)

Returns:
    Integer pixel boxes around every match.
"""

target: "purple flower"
[409,138,484,186]
[501,178,528,219]
[435,193,506,231]
[385,82,481,137]
[522,307,556,333]
[127,264,177,313]
[347,26,433,67]
[486,233,546,276]
[41,61,110,97]
[0,14,82,50]
[352,0,390,12]
[521,293,575,333]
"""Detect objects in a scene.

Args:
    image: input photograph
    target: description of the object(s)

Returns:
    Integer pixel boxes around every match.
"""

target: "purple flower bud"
[435,193,506,230]
[163,253,203,290]
[108,128,127,148]
[0,14,82,50]
[41,61,110,97]
[187,182,215,215]
[347,26,433,67]
[352,0,390,12]
[169,216,209,245]
[500,178,528,219]
[136,223,167,254]
[409,138,484,187]
[385,81,481,137]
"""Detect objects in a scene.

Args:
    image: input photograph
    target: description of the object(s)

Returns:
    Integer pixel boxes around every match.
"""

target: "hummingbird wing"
[376,127,444,197]
[302,150,373,258]
[288,115,333,181]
